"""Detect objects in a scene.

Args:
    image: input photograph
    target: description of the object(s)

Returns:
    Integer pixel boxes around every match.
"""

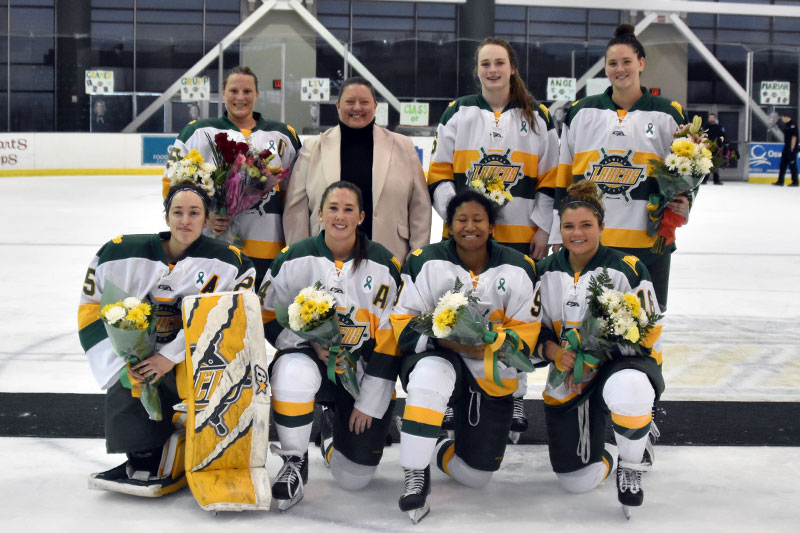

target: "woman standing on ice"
[78,180,256,497]
[536,180,664,517]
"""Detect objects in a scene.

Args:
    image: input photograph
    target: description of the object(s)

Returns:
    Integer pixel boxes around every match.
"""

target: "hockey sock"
[603,369,655,464]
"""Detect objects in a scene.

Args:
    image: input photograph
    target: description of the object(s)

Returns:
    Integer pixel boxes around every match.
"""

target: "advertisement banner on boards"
[748,142,797,175]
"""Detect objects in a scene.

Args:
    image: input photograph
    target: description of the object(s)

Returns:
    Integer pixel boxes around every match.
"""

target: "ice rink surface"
[1,176,799,530]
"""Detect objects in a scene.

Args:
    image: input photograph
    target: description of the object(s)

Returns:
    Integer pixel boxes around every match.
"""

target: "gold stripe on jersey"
[390,313,416,341]
[453,149,482,174]
[493,224,535,244]
[241,240,285,261]
[403,404,445,427]
[428,161,455,186]
[601,228,655,248]
[272,399,315,417]
[476,375,524,397]
[611,412,652,430]
[510,151,539,178]
[543,389,580,406]
[78,302,100,330]
[572,150,603,175]
[374,328,400,358]
[641,324,662,349]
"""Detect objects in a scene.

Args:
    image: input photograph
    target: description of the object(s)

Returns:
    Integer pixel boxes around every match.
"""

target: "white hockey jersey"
[163,112,301,282]
[78,232,256,390]
[536,245,663,407]
[260,233,402,419]
[391,238,543,397]
[428,94,559,254]
[553,87,686,251]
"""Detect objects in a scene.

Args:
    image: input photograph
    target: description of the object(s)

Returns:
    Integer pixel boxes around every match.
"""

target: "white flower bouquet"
[646,115,717,253]
[548,268,662,388]
[165,149,216,197]
[409,279,535,380]
[99,282,162,421]
[275,281,359,398]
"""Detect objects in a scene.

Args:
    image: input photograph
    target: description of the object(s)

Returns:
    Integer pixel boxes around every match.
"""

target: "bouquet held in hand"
[467,148,515,207]
[549,268,662,388]
[646,115,719,253]
[206,131,290,221]
[409,279,534,385]
[100,282,162,421]
[275,281,359,398]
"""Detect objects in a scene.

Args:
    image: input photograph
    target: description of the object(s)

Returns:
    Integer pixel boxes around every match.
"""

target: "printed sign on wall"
[85,70,114,95]
[181,77,210,102]
[760,81,790,105]
[300,78,330,102]
[400,102,429,126]
[547,77,576,101]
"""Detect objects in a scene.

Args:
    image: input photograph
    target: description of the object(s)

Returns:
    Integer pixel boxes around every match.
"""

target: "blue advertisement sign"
[142,135,175,166]
[748,142,797,175]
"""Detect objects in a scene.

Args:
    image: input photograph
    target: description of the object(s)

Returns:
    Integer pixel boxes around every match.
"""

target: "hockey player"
[164,66,301,286]
[391,190,543,523]
[261,181,402,511]
[79,181,256,497]
[428,37,558,438]
[537,180,664,518]
[553,24,688,313]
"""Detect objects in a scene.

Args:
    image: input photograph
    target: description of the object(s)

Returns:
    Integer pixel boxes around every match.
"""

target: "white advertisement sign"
[300,78,330,102]
[400,102,429,126]
[180,77,210,101]
[760,81,790,105]
[0,135,34,168]
[85,70,114,95]
[547,77,576,101]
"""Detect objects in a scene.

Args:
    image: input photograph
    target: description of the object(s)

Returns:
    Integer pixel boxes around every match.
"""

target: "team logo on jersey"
[191,339,252,437]
[585,148,648,202]
[154,302,182,344]
[467,148,523,191]
[338,306,370,352]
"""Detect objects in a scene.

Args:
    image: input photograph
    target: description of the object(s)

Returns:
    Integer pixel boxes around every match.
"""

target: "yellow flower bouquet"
[99,282,162,421]
[275,281,359,398]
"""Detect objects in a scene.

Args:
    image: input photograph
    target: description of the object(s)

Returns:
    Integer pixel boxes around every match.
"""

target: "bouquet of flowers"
[468,172,513,207]
[99,282,162,421]
[646,115,719,253]
[409,279,535,385]
[548,268,662,388]
[165,149,217,198]
[274,281,359,398]
[203,132,290,245]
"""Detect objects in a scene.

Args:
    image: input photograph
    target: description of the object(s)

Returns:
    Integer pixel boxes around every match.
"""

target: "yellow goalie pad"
[179,291,271,511]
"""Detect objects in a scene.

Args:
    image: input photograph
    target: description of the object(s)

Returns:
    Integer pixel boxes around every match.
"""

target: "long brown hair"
[475,37,537,133]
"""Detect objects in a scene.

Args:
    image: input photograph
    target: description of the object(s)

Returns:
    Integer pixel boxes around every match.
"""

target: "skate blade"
[622,505,632,520]
[408,501,430,524]
[275,493,303,512]
[508,431,521,444]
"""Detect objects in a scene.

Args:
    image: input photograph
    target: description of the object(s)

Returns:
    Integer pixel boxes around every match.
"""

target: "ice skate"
[270,445,308,511]
[617,460,650,519]
[399,466,431,524]
[508,397,527,444]
[319,406,335,468]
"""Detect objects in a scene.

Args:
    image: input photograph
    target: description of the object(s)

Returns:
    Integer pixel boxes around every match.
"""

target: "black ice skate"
[508,397,528,444]
[319,406,335,468]
[617,460,650,519]
[441,406,455,438]
[399,466,431,524]
[270,445,308,511]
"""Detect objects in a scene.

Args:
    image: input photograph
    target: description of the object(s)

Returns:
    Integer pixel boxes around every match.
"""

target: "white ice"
[0,176,798,530]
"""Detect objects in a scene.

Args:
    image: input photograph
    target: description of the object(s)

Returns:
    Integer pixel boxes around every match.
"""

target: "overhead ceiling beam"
[498,0,800,18]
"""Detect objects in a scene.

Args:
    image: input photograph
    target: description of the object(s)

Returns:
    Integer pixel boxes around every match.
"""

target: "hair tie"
[165,186,210,213]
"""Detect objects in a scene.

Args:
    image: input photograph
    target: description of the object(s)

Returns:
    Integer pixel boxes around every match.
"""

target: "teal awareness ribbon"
[497,277,506,292]
[364,276,372,290]
[646,122,654,135]
[196,272,204,284]
[563,329,600,384]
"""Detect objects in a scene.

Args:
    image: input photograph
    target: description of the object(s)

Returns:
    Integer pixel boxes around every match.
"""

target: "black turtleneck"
[339,120,374,239]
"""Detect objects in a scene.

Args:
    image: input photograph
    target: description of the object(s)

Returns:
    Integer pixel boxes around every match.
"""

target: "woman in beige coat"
[283,76,431,263]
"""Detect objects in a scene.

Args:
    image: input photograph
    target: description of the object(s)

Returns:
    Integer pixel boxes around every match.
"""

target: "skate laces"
[577,400,591,464]
[618,460,651,494]
[403,468,426,496]
[270,444,305,498]
[512,397,525,421]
